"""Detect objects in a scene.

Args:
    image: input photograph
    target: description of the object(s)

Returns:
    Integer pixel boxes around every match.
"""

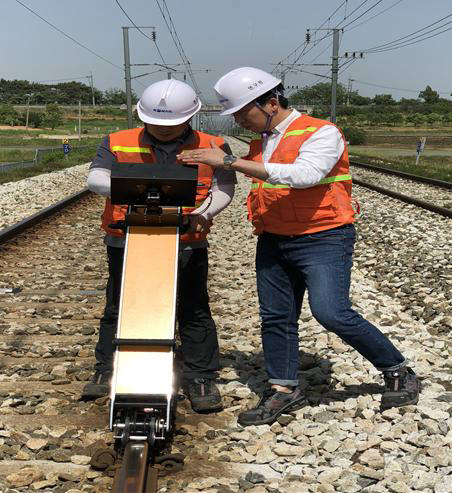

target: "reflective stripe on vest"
[250,174,352,190]
[111,145,152,153]
[284,127,317,138]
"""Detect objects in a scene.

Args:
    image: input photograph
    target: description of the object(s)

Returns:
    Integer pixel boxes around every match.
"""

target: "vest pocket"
[293,187,337,222]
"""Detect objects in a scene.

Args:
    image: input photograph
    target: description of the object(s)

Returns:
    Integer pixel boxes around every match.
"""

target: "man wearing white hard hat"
[83,79,236,413]
[179,67,419,425]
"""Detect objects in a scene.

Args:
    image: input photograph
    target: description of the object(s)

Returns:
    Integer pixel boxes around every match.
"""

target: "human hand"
[185,214,212,233]
[177,139,226,168]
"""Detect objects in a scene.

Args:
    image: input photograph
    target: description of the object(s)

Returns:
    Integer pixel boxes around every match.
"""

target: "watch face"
[224,155,237,165]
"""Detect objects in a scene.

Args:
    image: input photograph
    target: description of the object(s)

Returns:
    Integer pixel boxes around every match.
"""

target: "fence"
[0,145,92,173]
[191,111,251,137]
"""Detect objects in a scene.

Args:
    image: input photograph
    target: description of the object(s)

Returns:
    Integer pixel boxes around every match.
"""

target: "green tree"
[406,113,425,127]
[373,94,396,105]
[424,113,440,126]
[442,113,452,125]
[341,126,366,145]
[27,111,44,128]
[103,88,138,105]
[0,104,21,125]
[349,92,372,105]
[384,112,404,126]
[418,85,440,104]
[368,113,385,126]
[290,82,348,106]
[42,103,62,129]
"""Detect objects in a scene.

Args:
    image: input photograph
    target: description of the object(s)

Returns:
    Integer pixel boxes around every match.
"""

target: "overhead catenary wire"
[351,79,451,95]
[35,76,92,84]
[364,25,452,53]
[272,0,348,75]
[154,0,201,94]
[114,0,167,65]
[361,12,452,52]
[344,0,405,32]
[15,0,122,70]
[275,1,385,81]
[336,0,384,30]
[13,0,149,89]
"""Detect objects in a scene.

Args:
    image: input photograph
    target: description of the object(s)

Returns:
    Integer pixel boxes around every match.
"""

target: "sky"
[2,0,452,103]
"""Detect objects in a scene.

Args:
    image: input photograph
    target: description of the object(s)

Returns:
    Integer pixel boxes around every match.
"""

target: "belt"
[261,224,354,239]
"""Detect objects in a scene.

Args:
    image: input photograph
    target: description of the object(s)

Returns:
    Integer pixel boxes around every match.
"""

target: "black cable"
[273,0,347,72]
[337,0,384,30]
[36,76,89,83]
[155,0,201,95]
[15,0,122,70]
[114,0,167,65]
[352,79,450,95]
[345,0,405,32]
[362,12,452,52]
[366,25,452,53]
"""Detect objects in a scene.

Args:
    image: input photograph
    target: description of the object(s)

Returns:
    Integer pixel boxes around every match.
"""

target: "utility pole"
[330,28,340,123]
[122,27,133,129]
[25,93,33,130]
[87,72,95,107]
[78,100,82,142]
[347,78,354,106]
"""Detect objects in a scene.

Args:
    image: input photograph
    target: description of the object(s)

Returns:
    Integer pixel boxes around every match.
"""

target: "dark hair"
[255,83,288,109]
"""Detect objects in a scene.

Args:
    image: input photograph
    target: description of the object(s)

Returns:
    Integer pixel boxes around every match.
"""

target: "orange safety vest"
[246,115,355,236]
[100,127,222,243]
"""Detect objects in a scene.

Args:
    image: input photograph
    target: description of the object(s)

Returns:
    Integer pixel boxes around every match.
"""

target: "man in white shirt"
[178,67,419,426]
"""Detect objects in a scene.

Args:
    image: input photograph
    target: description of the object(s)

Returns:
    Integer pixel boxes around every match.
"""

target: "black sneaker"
[184,378,222,413]
[238,387,307,426]
[81,370,112,400]
[381,366,420,410]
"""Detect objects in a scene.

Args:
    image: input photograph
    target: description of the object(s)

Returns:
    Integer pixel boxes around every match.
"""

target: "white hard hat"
[214,67,281,116]
[137,79,202,125]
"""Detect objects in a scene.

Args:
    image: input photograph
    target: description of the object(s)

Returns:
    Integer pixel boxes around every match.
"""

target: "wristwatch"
[223,154,238,170]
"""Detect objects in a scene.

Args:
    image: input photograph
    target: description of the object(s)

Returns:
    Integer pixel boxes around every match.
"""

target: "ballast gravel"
[0,138,450,492]
[349,164,452,210]
[0,162,90,230]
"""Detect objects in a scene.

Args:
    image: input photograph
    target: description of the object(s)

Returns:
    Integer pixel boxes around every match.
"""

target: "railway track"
[0,193,115,490]
[0,192,236,492]
[1,142,450,491]
[232,135,452,218]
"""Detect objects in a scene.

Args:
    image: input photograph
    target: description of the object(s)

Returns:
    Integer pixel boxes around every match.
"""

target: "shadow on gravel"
[220,348,385,406]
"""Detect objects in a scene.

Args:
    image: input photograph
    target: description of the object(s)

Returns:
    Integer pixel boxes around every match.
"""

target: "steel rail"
[231,136,451,218]
[112,442,158,493]
[0,188,92,246]
[233,136,452,190]
[352,178,452,218]
[350,160,452,190]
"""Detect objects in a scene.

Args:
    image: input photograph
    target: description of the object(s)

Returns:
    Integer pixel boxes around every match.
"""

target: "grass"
[0,136,100,152]
[349,150,452,182]
[0,146,96,184]
[0,148,36,163]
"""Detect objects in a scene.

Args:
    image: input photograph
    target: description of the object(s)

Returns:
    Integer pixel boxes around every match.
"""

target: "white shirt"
[263,109,345,189]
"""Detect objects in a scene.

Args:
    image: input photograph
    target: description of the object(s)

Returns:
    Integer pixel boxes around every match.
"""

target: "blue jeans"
[256,225,406,387]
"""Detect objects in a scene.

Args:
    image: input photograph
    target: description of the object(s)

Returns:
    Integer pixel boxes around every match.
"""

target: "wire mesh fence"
[0,145,93,173]
[191,111,251,137]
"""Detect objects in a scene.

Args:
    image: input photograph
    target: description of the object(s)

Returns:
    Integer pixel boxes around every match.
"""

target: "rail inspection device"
[108,159,197,491]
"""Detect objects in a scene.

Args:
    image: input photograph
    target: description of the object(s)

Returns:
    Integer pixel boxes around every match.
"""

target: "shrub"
[341,126,366,145]
[27,111,44,128]
[0,104,21,126]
